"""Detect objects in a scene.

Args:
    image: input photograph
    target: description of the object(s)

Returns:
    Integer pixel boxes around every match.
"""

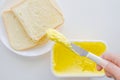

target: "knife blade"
[71,43,109,68]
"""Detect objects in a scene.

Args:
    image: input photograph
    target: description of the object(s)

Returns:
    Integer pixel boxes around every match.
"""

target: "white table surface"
[0,0,120,80]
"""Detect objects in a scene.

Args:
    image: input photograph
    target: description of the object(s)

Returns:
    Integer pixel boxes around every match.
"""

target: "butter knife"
[71,43,108,68]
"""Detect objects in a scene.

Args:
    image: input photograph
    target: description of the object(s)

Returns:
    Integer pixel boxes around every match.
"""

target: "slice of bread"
[2,11,48,50]
[11,0,64,41]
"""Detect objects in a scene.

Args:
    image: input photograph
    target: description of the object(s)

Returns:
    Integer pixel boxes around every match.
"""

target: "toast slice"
[11,0,64,41]
[2,11,48,50]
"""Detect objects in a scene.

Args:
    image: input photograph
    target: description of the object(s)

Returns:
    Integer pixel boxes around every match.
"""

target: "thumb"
[104,61,120,79]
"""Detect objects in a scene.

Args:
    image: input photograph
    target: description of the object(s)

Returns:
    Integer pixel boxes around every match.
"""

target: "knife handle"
[86,52,109,68]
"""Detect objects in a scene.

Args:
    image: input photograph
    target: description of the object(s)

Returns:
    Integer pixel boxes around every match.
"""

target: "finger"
[105,70,113,78]
[96,65,103,71]
[104,61,120,79]
[102,53,120,67]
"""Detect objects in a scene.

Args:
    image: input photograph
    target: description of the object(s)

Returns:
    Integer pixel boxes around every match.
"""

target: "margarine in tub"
[46,29,106,77]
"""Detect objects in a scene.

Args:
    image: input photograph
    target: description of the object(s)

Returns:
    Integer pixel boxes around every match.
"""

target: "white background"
[0,0,120,80]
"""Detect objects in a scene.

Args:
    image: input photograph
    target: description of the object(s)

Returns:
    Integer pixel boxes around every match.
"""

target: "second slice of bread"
[11,0,64,41]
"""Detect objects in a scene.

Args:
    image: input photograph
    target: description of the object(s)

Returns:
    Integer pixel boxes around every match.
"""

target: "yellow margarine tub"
[52,41,106,77]
[46,29,106,77]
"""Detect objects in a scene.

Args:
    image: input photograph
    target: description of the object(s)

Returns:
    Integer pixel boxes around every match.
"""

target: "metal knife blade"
[71,43,109,68]
[71,43,88,56]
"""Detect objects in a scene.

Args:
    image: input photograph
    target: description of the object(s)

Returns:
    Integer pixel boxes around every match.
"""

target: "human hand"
[97,53,120,80]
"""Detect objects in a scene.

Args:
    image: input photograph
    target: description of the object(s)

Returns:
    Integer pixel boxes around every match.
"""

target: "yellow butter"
[46,29,71,47]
